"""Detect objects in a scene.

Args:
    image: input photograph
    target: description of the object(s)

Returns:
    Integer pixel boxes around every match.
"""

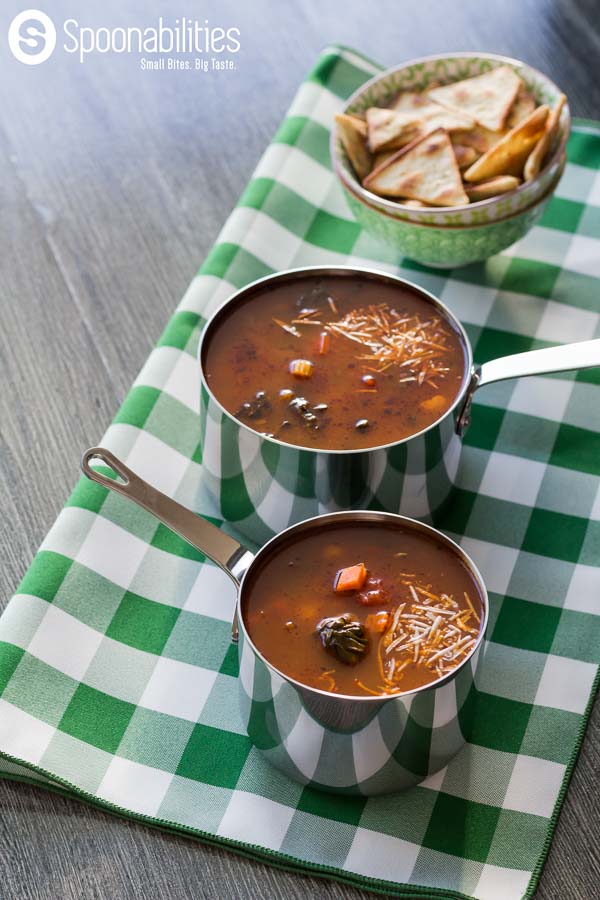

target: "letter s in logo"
[8,9,56,65]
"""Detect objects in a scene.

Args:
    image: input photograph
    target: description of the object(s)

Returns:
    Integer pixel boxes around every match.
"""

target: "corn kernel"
[289,359,314,378]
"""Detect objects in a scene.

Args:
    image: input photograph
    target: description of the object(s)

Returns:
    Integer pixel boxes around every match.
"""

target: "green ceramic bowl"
[331,52,570,240]
[341,158,565,268]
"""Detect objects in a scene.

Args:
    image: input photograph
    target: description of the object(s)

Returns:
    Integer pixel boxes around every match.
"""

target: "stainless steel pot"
[81,448,489,796]
[198,266,600,544]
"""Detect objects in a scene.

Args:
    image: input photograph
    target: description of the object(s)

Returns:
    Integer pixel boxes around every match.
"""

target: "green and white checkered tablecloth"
[1,45,599,900]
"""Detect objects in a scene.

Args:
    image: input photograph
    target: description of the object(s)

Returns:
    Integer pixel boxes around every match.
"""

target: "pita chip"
[429,65,522,132]
[391,91,474,132]
[335,113,372,181]
[507,89,536,128]
[465,175,521,201]
[363,129,469,206]
[524,93,566,181]
[463,105,549,181]
[452,143,478,170]
[372,149,398,169]
[456,124,505,155]
[366,107,424,152]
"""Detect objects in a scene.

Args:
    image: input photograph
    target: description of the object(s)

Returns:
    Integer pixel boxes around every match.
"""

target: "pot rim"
[236,509,489,703]
[332,50,571,217]
[197,265,474,456]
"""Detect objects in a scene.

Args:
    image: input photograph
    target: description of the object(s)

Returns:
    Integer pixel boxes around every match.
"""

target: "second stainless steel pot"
[198,266,600,544]
[82,447,488,796]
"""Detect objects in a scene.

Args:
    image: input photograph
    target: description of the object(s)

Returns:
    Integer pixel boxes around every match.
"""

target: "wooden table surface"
[1,0,599,896]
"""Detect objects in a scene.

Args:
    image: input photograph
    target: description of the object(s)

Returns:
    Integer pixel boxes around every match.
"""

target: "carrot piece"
[357,587,390,606]
[365,611,390,633]
[334,563,367,592]
[419,394,446,414]
[318,331,330,354]
[289,358,314,378]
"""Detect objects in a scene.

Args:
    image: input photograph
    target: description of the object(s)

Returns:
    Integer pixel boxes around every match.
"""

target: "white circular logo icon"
[8,9,56,65]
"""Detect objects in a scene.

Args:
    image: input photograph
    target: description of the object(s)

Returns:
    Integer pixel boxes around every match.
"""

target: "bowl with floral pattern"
[331,52,569,229]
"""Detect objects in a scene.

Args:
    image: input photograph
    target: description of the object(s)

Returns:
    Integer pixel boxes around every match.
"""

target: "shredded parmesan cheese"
[377,577,483,690]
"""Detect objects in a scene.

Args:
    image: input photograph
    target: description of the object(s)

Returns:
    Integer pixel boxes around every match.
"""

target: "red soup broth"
[202,274,468,451]
[243,521,485,697]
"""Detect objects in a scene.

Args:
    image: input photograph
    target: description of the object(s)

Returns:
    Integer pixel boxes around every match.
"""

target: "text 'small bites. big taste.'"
[203,274,468,450]
[243,520,485,697]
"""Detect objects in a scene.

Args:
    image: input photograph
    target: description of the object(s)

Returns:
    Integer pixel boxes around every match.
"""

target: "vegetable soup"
[202,274,468,451]
[243,520,484,697]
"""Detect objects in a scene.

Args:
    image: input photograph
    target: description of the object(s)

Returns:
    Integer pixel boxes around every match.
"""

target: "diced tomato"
[356,575,391,606]
[357,590,387,606]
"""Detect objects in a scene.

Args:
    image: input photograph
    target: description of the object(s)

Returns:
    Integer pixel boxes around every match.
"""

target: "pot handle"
[457,338,600,435]
[81,447,254,640]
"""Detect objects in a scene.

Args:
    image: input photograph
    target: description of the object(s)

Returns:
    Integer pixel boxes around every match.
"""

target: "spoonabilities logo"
[8,9,56,65]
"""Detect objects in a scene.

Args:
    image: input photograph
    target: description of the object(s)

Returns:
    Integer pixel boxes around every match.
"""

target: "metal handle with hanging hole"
[81,447,254,640]
[456,338,600,435]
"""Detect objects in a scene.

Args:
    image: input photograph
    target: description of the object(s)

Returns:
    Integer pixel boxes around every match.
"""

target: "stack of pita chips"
[336,65,566,208]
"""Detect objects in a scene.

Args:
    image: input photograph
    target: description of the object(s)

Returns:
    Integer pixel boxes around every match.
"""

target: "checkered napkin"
[1,45,599,900]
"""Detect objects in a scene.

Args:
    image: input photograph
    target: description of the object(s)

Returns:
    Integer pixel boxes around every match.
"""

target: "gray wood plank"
[0,124,119,595]
[0,0,599,897]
